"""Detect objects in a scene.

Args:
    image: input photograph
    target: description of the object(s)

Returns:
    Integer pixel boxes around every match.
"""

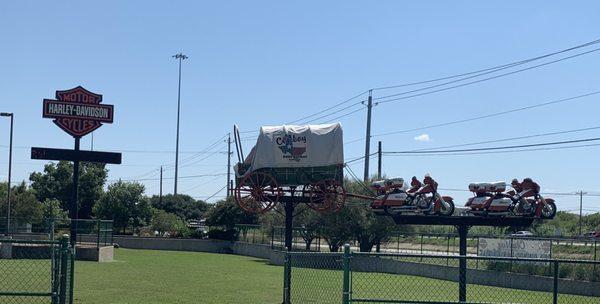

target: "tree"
[29,161,107,219]
[0,181,44,226]
[150,209,189,237]
[205,198,259,229]
[93,181,152,229]
[345,178,397,252]
[150,194,209,221]
[584,213,600,232]
[294,206,321,251]
[42,198,69,221]
[318,206,356,252]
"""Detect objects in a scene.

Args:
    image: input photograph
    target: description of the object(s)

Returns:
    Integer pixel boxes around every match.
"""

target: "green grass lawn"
[3,248,597,303]
[74,249,283,304]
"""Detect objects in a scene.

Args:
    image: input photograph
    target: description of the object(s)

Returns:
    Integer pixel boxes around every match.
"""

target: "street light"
[1,112,13,235]
[172,53,188,195]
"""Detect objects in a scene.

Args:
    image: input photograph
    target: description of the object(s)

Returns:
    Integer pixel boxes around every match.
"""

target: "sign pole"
[70,137,80,246]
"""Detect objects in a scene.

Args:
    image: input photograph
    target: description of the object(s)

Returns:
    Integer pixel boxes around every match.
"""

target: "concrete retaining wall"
[109,236,230,253]
[76,245,114,262]
[103,236,286,265]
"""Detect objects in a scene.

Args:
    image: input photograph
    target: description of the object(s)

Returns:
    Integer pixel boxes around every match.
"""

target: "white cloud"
[414,134,431,142]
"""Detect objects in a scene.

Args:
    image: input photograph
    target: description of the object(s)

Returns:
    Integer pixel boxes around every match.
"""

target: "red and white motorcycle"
[371,178,455,216]
[465,181,557,218]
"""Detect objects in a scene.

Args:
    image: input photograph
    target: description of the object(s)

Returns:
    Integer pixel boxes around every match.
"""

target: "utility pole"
[172,52,188,195]
[91,132,94,151]
[227,134,232,199]
[1,112,13,235]
[159,166,163,204]
[363,90,373,182]
[579,191,586,236]
[377,141,382,180]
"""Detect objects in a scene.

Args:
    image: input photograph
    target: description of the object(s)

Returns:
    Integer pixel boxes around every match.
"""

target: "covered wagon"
[233,123,347,213]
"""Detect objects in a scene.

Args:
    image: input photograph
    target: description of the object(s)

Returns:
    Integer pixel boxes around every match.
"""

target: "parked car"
[586,231,600,238]
[510,231,534,237]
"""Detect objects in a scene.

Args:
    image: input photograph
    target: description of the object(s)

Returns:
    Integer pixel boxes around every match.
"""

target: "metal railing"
[284,245,600,304]
[234,224,599,261]
[0,236,74,304]
[1,217,114,248]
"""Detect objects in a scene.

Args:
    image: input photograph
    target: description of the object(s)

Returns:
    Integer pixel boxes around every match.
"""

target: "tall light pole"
[172,52,188,195]
[1,112,13,235]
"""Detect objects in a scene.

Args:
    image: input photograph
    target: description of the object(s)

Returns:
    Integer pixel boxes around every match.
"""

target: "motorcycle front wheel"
[541,201,557,219]
[437,199,455,216]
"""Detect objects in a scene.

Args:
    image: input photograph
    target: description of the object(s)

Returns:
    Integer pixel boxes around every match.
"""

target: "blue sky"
[1,1,599,212]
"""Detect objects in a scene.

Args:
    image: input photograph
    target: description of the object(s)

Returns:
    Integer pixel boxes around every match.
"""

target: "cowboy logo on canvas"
[275,134,307,162]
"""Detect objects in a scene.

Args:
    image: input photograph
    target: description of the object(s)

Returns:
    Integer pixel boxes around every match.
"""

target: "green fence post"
[271,227,275,249]
[52,241,60,304]
[552,260,559,304]
[420,235,424,261]
[342,244,350,304]
[283,252,291,304]
[58,235,69,304]
[96,220,100,250]
[68,233,75,304]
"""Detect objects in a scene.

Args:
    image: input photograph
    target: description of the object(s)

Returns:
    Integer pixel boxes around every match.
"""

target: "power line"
[375,47,600,105]
[233,39,600,133]
[236,106,367,144]
[384,142,600,156]
[0,145,227,155]
[302,102,364,124]
[180,175,224,193]
[193,195,227,200]
[175,134,228,166]
[108,149,227,154]
[343,90,600,145]
[408,126,600,152]
[345,152,378,165]
[372,90,600,138]
[289,90,369,124]
[204,184,228,201]
[321,106,366,124]
[370,38,600,92]
[236,91,369,134]
[110,173,226,182]
[384,137,600,154]
[177,143,228,169]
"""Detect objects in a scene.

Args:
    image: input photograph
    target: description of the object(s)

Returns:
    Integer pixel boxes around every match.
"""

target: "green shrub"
[559,264,573,278]
[486,261,511,272]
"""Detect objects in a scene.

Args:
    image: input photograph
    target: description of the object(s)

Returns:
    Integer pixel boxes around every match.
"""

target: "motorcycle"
[465,181,557,218]
[370,178,455,216]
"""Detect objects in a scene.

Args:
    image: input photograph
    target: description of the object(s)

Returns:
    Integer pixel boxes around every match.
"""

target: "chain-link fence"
[0,237,74,304]
[284,245,600,304]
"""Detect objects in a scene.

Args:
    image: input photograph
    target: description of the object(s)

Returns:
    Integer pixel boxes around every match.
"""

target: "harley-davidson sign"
[42,86,114,137]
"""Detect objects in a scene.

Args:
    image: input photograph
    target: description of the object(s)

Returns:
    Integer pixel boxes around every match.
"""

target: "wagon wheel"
[234,172,281,214]
[307,179,346,212]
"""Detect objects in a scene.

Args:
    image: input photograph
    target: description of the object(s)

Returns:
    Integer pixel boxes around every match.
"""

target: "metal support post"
[553,260,559,304]
[457,225,469,303]
[342,244,351,304]
[284,201,295,252]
